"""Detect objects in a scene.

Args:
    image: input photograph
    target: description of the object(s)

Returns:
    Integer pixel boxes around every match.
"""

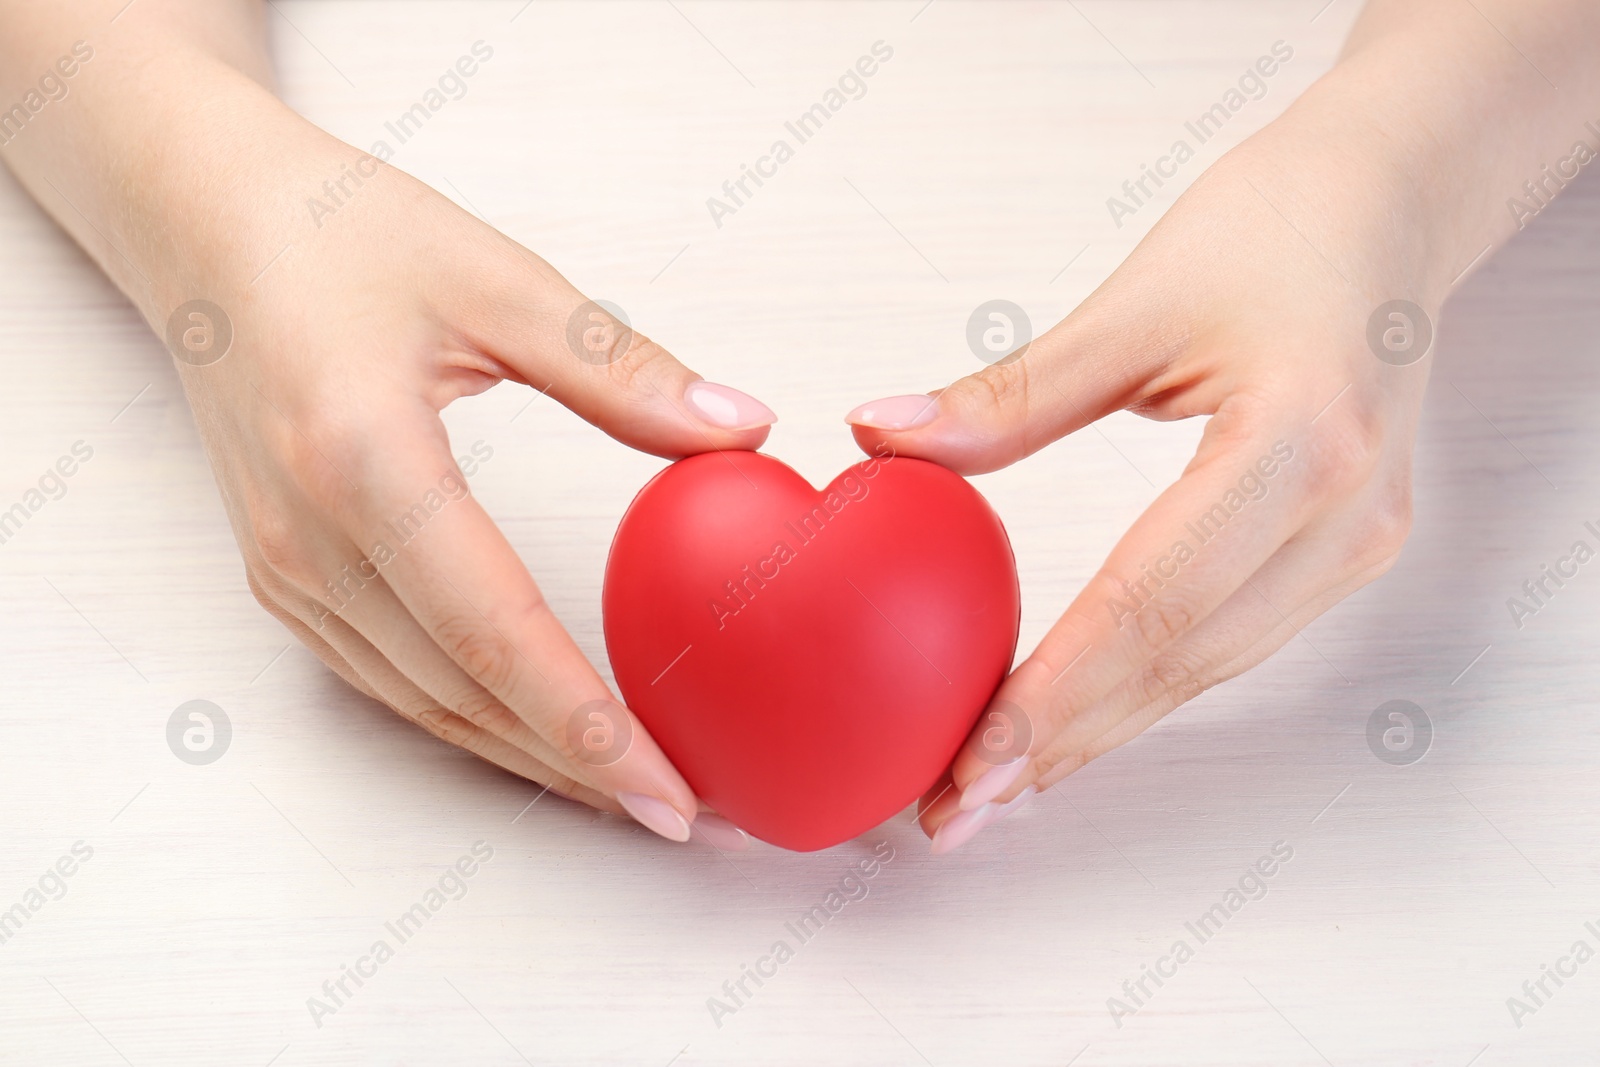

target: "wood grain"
[2,2,1597,1064]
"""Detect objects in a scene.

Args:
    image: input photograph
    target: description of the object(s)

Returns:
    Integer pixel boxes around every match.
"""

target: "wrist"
[1264,9,1599,306]
[120,64,325,312]
[1236,74,1475,312]
[31,36,337,324]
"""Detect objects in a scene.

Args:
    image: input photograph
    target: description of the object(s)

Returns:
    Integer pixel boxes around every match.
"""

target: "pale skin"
[2,1,1595,854]
[847,0,1600,851]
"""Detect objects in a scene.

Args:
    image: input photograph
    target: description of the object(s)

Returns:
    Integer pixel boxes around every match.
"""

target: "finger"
[333,416,701,841]
[921,554,1326,841]
[1036,532,1405,791]
[691,812,751,852]
[1028,477,1407,790]
[255,571,622,812]
[914,768,1035,854]
[315,561,611,797]
[949,414,1347,810]
[925,500,1401,838]
[248,571,382,702]
[311,590,615,807]
[247,515,611,796]
[444,245,775,458]
[915,770,958,837]
[844,298,1175,475]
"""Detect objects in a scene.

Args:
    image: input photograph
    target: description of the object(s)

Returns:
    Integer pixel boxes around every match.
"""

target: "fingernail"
[930,802,998,856]
[684,380,777,430]
[959,756,1027,811]
[693,812,751,851]
[995,787,1035,821]
[845,394,939,430]
[617,792,692,842]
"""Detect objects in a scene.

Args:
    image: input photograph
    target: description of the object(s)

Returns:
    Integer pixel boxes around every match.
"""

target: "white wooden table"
[4,2,1599,1063]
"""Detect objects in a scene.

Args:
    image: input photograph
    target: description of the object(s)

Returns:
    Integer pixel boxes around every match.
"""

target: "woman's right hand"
[160,114,774,845]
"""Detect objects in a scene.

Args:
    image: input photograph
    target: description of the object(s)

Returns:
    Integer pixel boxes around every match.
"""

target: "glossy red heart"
[602,449,1019,851]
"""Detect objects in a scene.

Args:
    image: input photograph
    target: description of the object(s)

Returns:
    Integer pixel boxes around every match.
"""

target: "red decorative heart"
[602,449,1020,851]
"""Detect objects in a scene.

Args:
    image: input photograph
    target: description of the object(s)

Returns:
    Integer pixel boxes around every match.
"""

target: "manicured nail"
[845,394,939,431]
[959,756,1027,811]
[930,802,997,856]
[617,792,692,842]
[684,380,776,430]
[693,812,750,851]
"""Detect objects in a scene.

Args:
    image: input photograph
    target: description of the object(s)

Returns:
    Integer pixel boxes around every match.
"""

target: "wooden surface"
[4,2,1600,1064]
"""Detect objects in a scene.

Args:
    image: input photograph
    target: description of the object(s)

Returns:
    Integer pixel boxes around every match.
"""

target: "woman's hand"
[8,0,1598,855]
[851,0,1600,854]
[172,125,775,842]
[847,62,1453,854]
[0,2,775,844]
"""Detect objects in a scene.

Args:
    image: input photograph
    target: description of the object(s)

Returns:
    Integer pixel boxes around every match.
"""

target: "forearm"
[1262,0,1600,304]
[0,0,309,322]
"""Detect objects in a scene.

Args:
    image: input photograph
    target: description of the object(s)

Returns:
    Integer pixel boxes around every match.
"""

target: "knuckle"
[958,359,1031,424]
[1200,391,1272,450]
[1146,653,1202,701]
[244,567,341,647]
[451,689,523,736]
[1352,484,1414,574]
[1165,673,1209,710]
[250,510,317,590]
[245,569,278,610]
[939,360,1034,466]
[245,567,308,624]
[604,335,673,393]
[1301,407,1384,497]
[434,615,519,693]
[416,707,478,748]
[1126,591,1202,655]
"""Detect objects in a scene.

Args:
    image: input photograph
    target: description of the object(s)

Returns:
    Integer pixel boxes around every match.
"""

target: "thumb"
[460,260,775,459]
[845,317,1157,475]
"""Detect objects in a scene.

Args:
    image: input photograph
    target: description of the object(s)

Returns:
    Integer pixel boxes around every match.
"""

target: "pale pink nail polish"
[930,802,998,856]
[684,380,777,430]
[844,394,939,431]
[617,792,692,842]
[693,812,751,851]
[959,756,1027,811]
